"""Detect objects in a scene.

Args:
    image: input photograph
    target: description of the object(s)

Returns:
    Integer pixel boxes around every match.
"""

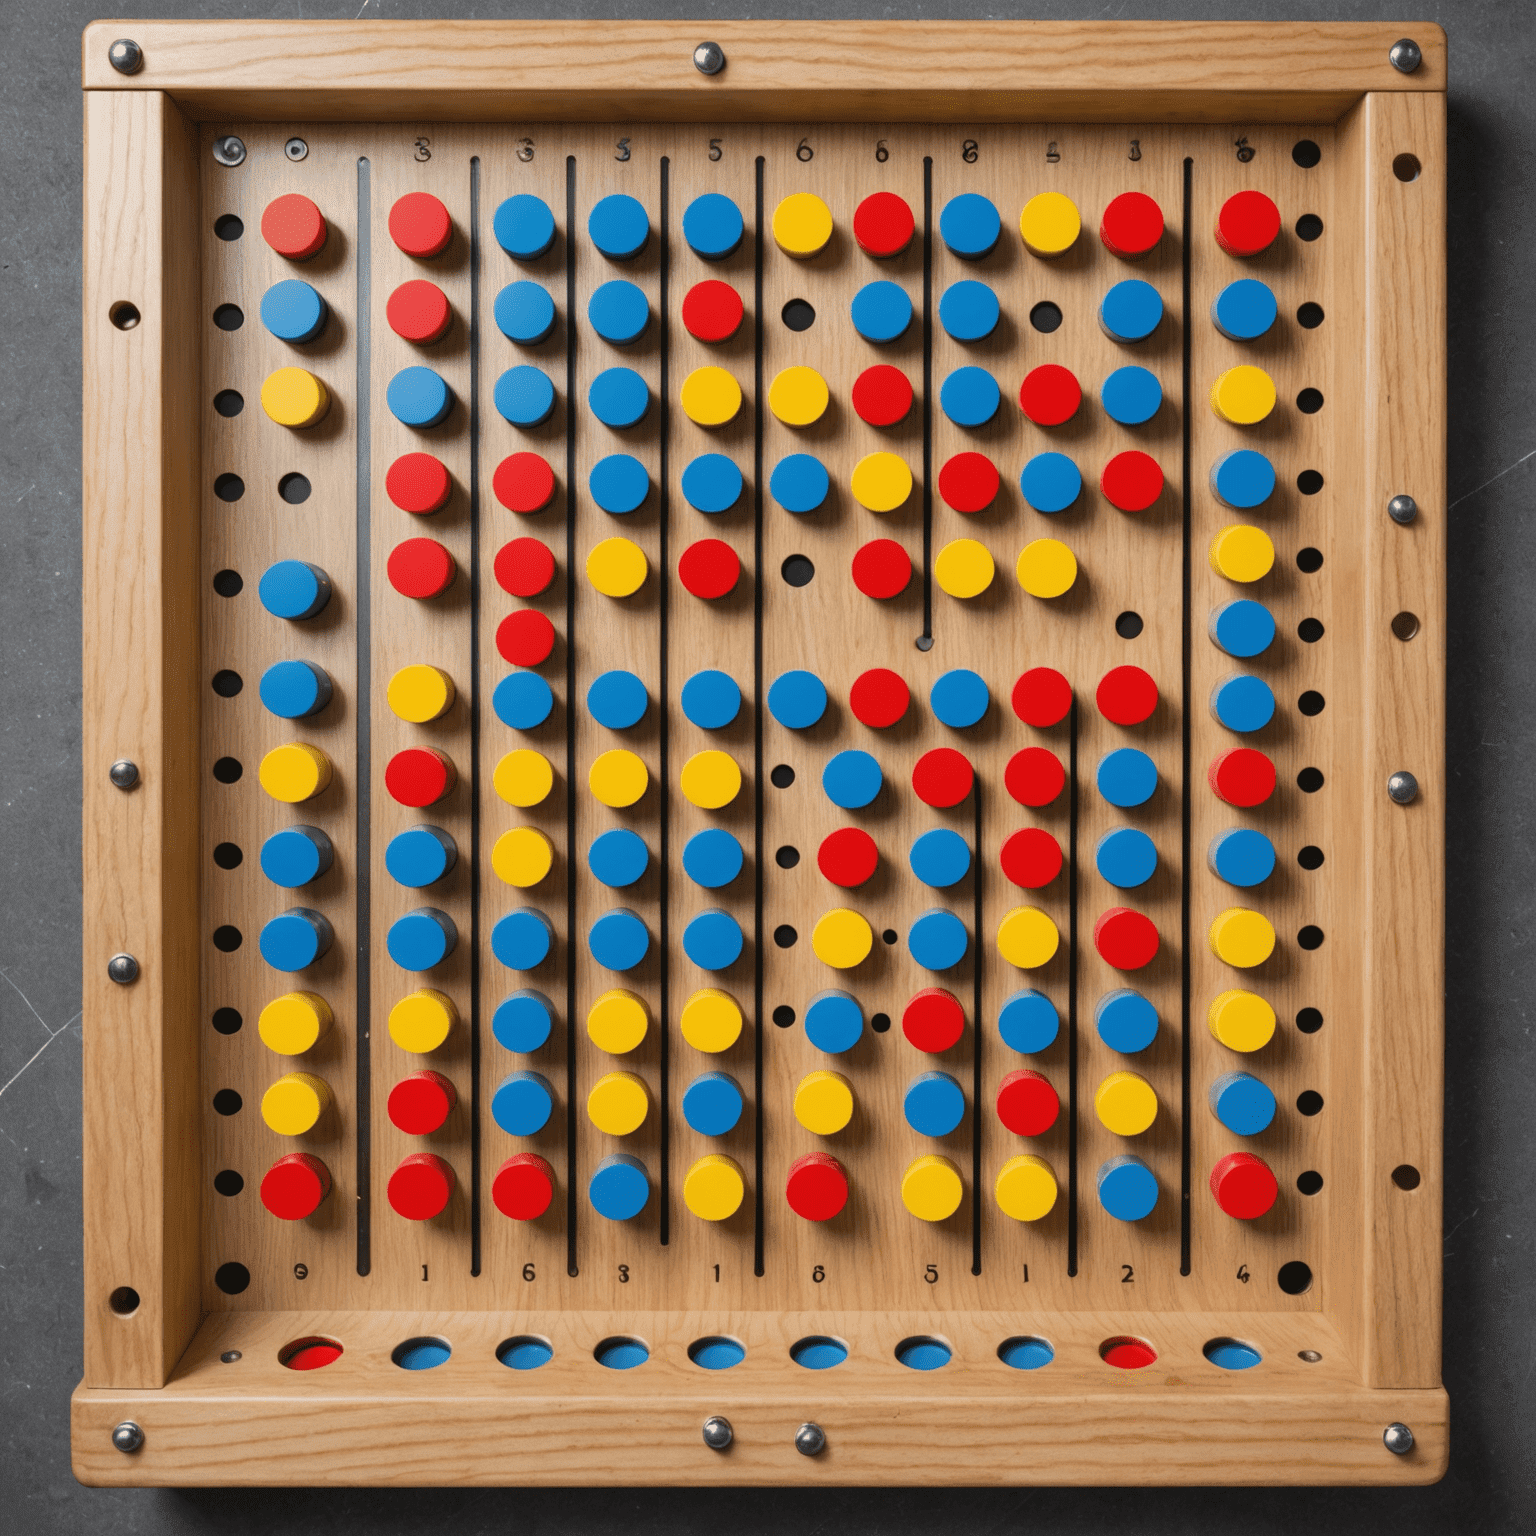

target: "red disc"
[1019,364,1082,426]
[1000,827,1064,889]
[1094,907,1160,970]
[492,1152,555,1222]
[283,1339,343,1370]
[817,827,879,888]
[996,1069,1060,1137]
[496,609,556,667]
[1004,747,1066,808]
[681,279,744,342]
[387,1070,457,1135]
[1100,451,1165,512]
[389,191,452,258]
[912,748,974,808]
[1209,747,1276,807]
[1215,189,1281,257]
[387,537,456,599]
[1210,1151,1279,1220]
[852,191,915,257]
[1099,191,1165,257]
[851,539,912,599]
[851,364,914,427]
[493,451,556,514]
[386,279,452,343]
[386,1152,454,1220]
[259,1153,331,1221]
[678,538,741,599]
[849,667,910,728]
[1096,665,1158,725]
[386,452,451,514]
[786,1152,849,1222]
[385,746,456,808]
[1012,667,1072,728]
[902,988,965,1054]
[1102,1337,1158,1370]
[495,537,555,598]
[260,193,327,261]
[938,451,1000,513]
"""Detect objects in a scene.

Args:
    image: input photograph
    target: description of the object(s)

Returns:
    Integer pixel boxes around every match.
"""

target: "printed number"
[293,1262,308,1280]
[924,1264,939,1284]
[796,137,814,162]
[1237,1264,1251,1284]
[1235,136,1256,164]
[421,1264,429,1282]
[708,137,723,161]
[615,137,631,162]
[517,137,535,163]
[1129,138,1142,162]
[961,139,979,164]
[1046,141,1061,164]
[413,136,431,162]
[712,1263,720,1282]
[618,1264,630,1284]
[1121,1264,1135,1284]
[812,1264,825,1283]
[1021,1263,1030,1283]
[522,1262,536,1282]
[875,139,889,163]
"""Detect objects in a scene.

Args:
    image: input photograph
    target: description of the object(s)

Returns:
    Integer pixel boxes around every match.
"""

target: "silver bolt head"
[1388,494,1419,525]
[107,953,140,985]
[693,41,726,75]
[285,137,309,163]
[1383,1421,1415,1455]
[111,1421,144,1454]
[108,39,143,75]
[701,1415,733,1450]
[794,1421,826,1457]
[220,1350,243,1364]
[1387,771,1419,805]
[109,759,140,790]
[1389,39,1423,74]
[212,135,247,168]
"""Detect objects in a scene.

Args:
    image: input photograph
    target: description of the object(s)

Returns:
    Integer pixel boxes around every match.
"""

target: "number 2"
[1121,1264,1135,1284]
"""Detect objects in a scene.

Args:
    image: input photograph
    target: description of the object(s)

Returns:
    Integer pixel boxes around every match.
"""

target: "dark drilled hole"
[781,554,815,587]
[214,213,244,241]
[1295,387,1323,413]
[1029,301,1062,333]
[1297,925,1324,951]
[214,1169,245,1197]
[1296,1170,1324,1195]
[1297,617,1324,643]
[213,303,244,331]
[1295,1007,1323,1035]
[279,472,312,505]
[1391,1164,1422,1191]
[1296,546,1323,573]
[1298,690,1325,717]
[214,389,244,417]
[1296,1089,1324,1116]
[212,1088,243,1116]
[214,472,245,502]
[871,1012,891,1033]
[1115,611,1143,639]
[775,845,801,869]
[212,669,243,697]
[213,569,243,597]
[1295,213,1324,241]
[782,298,815,331]
[770,764,795,789]
[213,842,243,869]
[1297,845,1324,871]
[1296,301,1325,329]
[212,1007,243,1035]
[212,924,243,953]
[1297,469,1324,496]
[772,1005,796,1028]
[214,1262,251,1295]
[773,925,798,948]
[1297,766,1324,793]
[1292,139,1322,168]
[213,756,243,783]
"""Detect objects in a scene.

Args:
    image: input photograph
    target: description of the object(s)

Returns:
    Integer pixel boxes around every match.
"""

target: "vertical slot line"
[657,156,672,1246]
[468,156,483,1276]
[752,154,766,1280]
[919,155,934,650]
[1066,697,1079,1277]
[1180,155,1194,1277]
[971,783,982,1276]
[354,155,372,1278]
[564,153,580,1278]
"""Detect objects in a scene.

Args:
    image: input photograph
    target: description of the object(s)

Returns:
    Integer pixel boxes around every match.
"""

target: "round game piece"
[1215,189,1281,257]
[588,747,648,808]
[587,1070,649,1135]
[1208,827,1277,887]
[259,660,333,720]
[494,280,557,344]
[938,279,1000,341]
[681,279,744,342]
[678,538,741,599]
[490,908,554,971]
[844,671,907,731]
[769,452,830,513]
[683,192,744,259]
[1000,827,1063,889]
[496,610,556,669]
[1095,1069,1158,1135]
[261,367,329,428]
[1100,451,1165,512]
[805,989,864,1054]
[1020,451,1082,514]
[822,750,883,809]
[258,560,332,621]
[902,988,965,1054]
[261,279,328,343]
[586,669,648,729]
[1210,673,1276,733]
[681,453,743,514]
[386,907,457,972]
[1210,1151,1279,1219]
[261,193,328,261]
[996,906,1060,970]
[995,1155,1058,1222]
[939,192,1001,258]
[586,988,649,1055]
[1012,667,1072,728]
[1098,279,1163,343]
[387,537,456,600]
[492,989,554,1054]
[588,828,650,889]
[493,193,556,260]
[494,748,554,807]
[1097,665,1158,725]
[1096,827,1158,889]
[588,193,650,260]
[1095,988,1159,1054]
[795,1070,855,1135]
[1210,449,1277,511]
[1098,1155,1158,1221]
[390,192,452,258]
[1209,364,1276,425]
[771,192,833,257]
[1004,747,1066,808]
[912,748,973,808]
[934,539,995,599]
[1016,538,1079,599]
[1019,191,1081,257]
[387,663,453,723]
[387,364,452,428]
[260,1152,331,1220]
[1209,1070,1277,1136]
[491,364,553,426]
[939,366,1001,428]
[1100,191,1165,257]
[909,829,972,889]
[851,539,913,599]
[996,1068,1060,1137]
[387,452,451,514]
[384,825,456,888]
[1209,524,1276,584]
[1019,364,1082,426]
[388,1069,457,1135]
[491,827,553,889]
[259,742,333,804]
[681,669,741,729]
[851,365,913,426]
[588,909,650,974]
[261,1071,332,1136]
[387,279,451,344]
[493,538,555,601]
[1209,747,1276,808]
[1094,907,1159,970]
[767,669,827,729]
[588,279,650,346]
[1101,365,1163,425]
[909,910,969,972]
[680,366,743,427]
[854,191,915,257]
[904,1072,966,1137]
[900,1155,964,1222]
[385,746,454,807]
[1207,989,1277,1053]
[812,908,874,969]
[1208,598,1276,658]
[850,280,913,343]
[587,366,649,428]
[1211,277,1278,341]
[930,668,990,728]
[588,453,650,516]
[681,989,744,1053]
[388,988,456,1053]
[492,1152,556,1221]
[768,366,829,426]
[938,451,999,513]
[260,907,334,972]
[998,989,1059,1054]
[1096,747,1157,808]
[586,536,648,598]
[684,1154,746,1221]
[589,1153,650,1221]
[817,828,879,888]
[491,451,554,515]
[786,1152,848,1221]
[681,749,742,809]
[258,991,333,1056]
[1208,907,1276,968]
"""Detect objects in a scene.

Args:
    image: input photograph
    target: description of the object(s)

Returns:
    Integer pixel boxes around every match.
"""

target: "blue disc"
[822,750,882,809]
[1210,449,1277,510]
[491,1070,554,1136]
[681,1072,744,1136]
[769,454,830,514]
[493,194,556,260]
[683,909,744,971]
[682,192,744,259]
[791,1336,847,1369]
[1099,278,1164,343]
[1209,1070,1277,1136]
[494,365,555,427]
[588,452,650,515]
[586,669,649,728]
[998,989,1060,1054]
[259,826,333,888]
[387,365,452,428]
[681,669,742,729]
[1097,1155,1159,1222]
[681,454,743,514]
[387,907,457,971]
[258,560,331,620]
[393,1338,451,1371]
[1205,1339,1263,1371]
[1020,452,1082,514]
[588,193,650,260]
[690,1337,745,1370]
[1211,277,1278,341]
[850,280,913,343]
[930,668,989,728]
[493,670,554,730]
[938,279,1000,341]
[384,825,457,888]
[909,909,970,972]
[998,1336,1055,1370]
[1208,827,1277,887]
[1096,747,1158,808]
[588,279,650,346]
[904,1072,966,1137]
[258,659,332,719]
[588,366,649,428]
[588,828,650,889]
[498,1336,553,1370]
[896,1337,952,1371]
[588,908,650,971]
[259,907,333,972]
[682,828,743,889]
[492,989,554,1053]
[493,280,556,344]
[1101,365,1163,426]
[804,990,863,1054]
[767,670,827,729]
[1208,598,1276,657]
[260,279,327,343]
[491,908,553,970]
[1095,827,1158,889]
[909,829,972,888]
[1210,674,1276,733]
[940,366,1001,427]
[940,193,1001,258]
[589,1154,650,1221]
[1095,988,1160,1054]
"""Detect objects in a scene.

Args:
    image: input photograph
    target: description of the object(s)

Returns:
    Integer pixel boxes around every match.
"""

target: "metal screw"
[109,759,140,790]
[285,137,309,163]
[1383,1422,1415,1455]
[1388,39,1423,74]
[1298,1349,1322,1363]
[111,1421,144,1454]
[220,1350,242,1364]
[693,41,726,75]
[1388,494,1419,525]
[212,135,247,168]
[701,1415,733,1450]
[108,39,144,75]
[1387,771,1419,805]
[107,953,140,985]
[794,1421,826,1457]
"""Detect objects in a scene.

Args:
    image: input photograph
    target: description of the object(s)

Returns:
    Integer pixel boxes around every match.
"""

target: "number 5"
[708,137,722,162]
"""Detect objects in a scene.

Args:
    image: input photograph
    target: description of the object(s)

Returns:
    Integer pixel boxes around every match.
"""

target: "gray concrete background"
[3,0,1530,1529]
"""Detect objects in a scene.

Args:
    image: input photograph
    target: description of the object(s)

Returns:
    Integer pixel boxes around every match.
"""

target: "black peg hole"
[214,1169,244,1197]
[1391,1164,1422,1191]
[781,298,815,331]
[279,472,312,505]
[1297,617,1324,643]
[213,842,244,870]
[1277,1261,1313,1296]
[1296,469,1324,496]
[1295,1007,1323,1035]
[108,1285,140,1315]
[1296,1170,1324,1196]
[1291,140,1322,169]
[1115,611,1143,639]
[1298,690,1325,717]
[1295,387,1324,413]
[1297,845,1324,871]
[211,669,243,697]
[1392,153,1421,183]
[775,845,801,869]
[212,1088,243,1116]
[214,389,244,417]
[1029,301,1062,333]
[214,473,245,502]
[1296,1089,1324,1116]
[214,1262,251,1296]
[214,214,244,241]
[109,301,141,331]
[213,303,244,331]
[773,925,798,949]
[212,925,243,953]
[871,1012,891,1033]
[772,1005,796,1028]
[213,757,243,783]
[781,554,815,587]
[1391,611,1420,641]
[770,764,795,789]
[881,929,898,945]
[212,1007,243,1035]
[1296,546,1324,573]
[1296,302,1325,329]
[1295,213,1324,241]
[1297,925,1324,951]
[213,569,243,597]
[1297,767,1324,793]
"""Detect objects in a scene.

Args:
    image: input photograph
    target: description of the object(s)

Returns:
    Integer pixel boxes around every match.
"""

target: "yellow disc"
[680,366,742,427]
[768,365,830,427]
[491,826,553,888]
[260,1071,332,1135]
[995,1154,1059,1222]
[587,1070,650,1136]
[1208,524,1275,583]
[680,988,743,1053]
[258,742,333,804]
[388,663,454,723]
[680,749,742,809]
[1209,907,1277,968]
[1016,538,1079,599]
[257,991,333,1056]
[771,192,834,257]
[850,451,913,513]
[793,1070,855,1135]
[812,908,873,969]
[1207,988,1277,1052]
[493,748,554,808]
[934,537,995,598]
[901,1154,964,1222]
[997,905,1060,970]
[1018,191,1082,257]
[588,748,649,808]
[587,988,650,1056]
[1209,364,1277,425]
[683,1154,746,1221]
[586,536,649,597]
[260,366,329,428]
[1095,1071,1159,1136]
[388,988,457,1053]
